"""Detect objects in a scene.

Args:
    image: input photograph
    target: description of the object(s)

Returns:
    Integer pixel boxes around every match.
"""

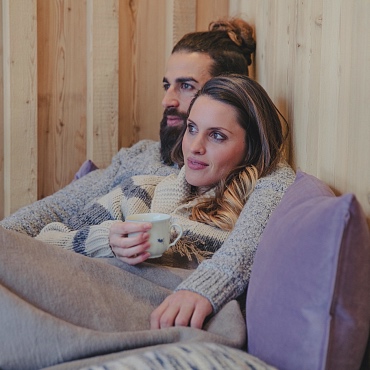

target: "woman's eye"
[187,123,197,134]
[211,131,226,141]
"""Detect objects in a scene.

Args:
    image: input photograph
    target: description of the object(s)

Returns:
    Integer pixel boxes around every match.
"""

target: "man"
[0,18,255,239]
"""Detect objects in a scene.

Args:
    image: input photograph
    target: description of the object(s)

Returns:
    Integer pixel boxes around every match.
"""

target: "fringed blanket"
[0,227,246,370]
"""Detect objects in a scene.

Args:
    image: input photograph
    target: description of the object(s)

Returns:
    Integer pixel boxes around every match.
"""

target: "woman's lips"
[187,158,208,170]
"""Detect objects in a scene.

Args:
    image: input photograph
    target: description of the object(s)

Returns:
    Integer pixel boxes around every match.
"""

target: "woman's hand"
[109,221,152,265]
[150,290,213,329]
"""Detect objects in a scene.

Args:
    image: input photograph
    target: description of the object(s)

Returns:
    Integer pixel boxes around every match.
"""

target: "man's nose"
[162,87,180,109]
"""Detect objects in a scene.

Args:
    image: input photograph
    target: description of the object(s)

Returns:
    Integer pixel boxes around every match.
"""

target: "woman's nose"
[190,136,206,155]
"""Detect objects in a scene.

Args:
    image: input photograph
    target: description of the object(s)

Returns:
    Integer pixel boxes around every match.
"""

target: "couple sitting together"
[0,18,295,367]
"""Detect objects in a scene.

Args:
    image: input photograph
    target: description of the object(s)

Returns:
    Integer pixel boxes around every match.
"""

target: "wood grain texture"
[86,0,119,167]
[127,0,167,143]
[2,0,38,215]
[172,0,196,45]
[196,0,229,31]
[119,0,138,148]
[37,0,87,198]
[0,0,4,219]
[119,0,168,147]
[228,0,257,80]
[233,0,370,222]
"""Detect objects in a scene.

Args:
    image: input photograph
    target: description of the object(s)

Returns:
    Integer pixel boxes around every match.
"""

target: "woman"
[35,74,296,329]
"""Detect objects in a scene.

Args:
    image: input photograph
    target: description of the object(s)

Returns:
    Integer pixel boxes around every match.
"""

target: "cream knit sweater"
[35,167,229,260]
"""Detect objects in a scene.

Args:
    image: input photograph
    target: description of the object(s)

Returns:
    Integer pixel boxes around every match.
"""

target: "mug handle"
[168,223,183,247]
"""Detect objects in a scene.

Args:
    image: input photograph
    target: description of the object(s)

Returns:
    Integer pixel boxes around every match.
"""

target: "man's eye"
[181,83,194,90]
[163,83,170,91]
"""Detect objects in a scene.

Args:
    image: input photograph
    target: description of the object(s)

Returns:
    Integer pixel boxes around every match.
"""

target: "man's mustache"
[163,107,187,120]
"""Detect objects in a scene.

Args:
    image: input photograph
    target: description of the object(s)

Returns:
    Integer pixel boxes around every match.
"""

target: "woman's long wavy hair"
[171,74,288,231]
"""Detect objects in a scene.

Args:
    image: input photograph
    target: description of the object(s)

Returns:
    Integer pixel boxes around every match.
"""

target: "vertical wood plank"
[2,0,38,215]
[291,0,323,173]
[119,0,138,148]
[196,0,230,31]
[119,0,167,145]
[0,0,4,219]
[317,0,343,187]
[37,0,87,198]
[135,0,167,141]
[165,0,197,69]
[172,0,196,45]
[249,0,296,161]
[229,0,257,80]
[86,0,119,167]
[252,0,276,89]
[270,0,296,162]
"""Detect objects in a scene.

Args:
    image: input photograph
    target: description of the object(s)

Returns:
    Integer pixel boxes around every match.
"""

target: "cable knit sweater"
[35,161,295,312]
[0,141,178,236]
[35,167,229,259]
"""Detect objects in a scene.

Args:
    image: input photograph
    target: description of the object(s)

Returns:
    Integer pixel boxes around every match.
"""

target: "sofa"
[59,167,369,370]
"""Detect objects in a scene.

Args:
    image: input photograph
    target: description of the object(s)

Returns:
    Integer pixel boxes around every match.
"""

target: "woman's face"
[182,95,247,188]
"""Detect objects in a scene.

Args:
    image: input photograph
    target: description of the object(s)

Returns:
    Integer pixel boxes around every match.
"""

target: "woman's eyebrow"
[187,119,233,134]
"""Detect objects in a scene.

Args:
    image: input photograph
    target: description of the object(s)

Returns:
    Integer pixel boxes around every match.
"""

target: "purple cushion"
[246,170,370,370]
[74,159,99,180]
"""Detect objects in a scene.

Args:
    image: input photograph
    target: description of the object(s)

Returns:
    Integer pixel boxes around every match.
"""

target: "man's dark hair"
[172,18,256,77]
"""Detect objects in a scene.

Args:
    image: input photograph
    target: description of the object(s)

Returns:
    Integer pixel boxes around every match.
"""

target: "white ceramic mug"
[126,213,183,258]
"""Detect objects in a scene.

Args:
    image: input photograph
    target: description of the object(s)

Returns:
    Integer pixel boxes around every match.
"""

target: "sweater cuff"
[174,267,236,313]
[83,220,116,257]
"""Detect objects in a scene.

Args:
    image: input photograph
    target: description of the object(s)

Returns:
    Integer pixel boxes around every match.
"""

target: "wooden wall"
[1,0,369,228]
[235,0,370,227]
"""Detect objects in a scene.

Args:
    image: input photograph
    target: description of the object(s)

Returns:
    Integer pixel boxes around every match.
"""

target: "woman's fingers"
[109,221,152,264]
[150,291,213,329]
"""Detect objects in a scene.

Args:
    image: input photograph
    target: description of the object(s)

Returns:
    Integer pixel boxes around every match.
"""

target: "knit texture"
[35,167,230,261]
[0,140,179,236]
[175,162,296,312]
[0,140,296,312]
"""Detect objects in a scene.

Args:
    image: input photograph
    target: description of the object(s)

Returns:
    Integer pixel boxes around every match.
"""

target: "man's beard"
[159,108,187,165]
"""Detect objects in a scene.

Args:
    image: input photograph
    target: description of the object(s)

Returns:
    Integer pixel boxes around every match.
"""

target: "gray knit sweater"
[175,162,295,312]
[0,140,296,312]
[0,141,178,236]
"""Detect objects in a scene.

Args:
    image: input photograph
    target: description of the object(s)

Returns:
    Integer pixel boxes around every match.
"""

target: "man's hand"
[109,221,152,265]
[150,290,213,329]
